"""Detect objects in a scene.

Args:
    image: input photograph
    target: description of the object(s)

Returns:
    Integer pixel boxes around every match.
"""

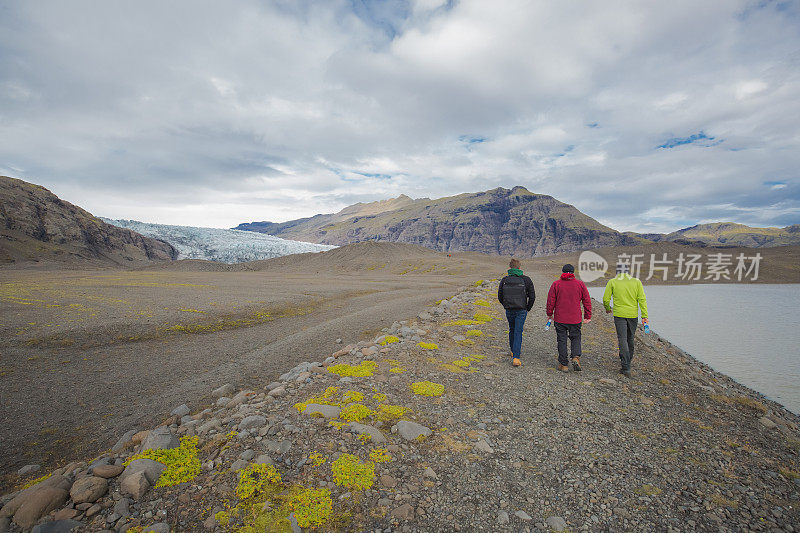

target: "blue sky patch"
[657,131,721,149]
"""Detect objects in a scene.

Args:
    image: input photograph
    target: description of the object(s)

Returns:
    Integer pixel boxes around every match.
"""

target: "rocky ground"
[2,279,799,532]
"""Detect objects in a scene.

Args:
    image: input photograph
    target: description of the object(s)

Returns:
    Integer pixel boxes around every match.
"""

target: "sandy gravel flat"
[0,246,505,486]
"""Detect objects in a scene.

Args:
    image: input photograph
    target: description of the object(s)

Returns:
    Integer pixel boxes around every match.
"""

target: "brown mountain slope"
[627,222,800,248]
[236,186,640,256]
[0,176,177,266]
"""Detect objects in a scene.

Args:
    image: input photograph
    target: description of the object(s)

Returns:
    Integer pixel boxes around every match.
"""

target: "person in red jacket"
[546,264,592,372]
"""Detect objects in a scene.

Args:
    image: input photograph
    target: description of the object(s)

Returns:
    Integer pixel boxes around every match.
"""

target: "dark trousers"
[555,322,582,366]
[505,309,527,358]
[614,317,638,370]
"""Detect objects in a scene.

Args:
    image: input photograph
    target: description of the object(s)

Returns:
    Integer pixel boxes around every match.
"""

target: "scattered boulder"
[31,519,83,533]
[120,471,150,500]
[12,487,69,530]
[121,459,166,485]
[759,416,777,429]
[348,422,387,443]
[392,420,432,441]
[392,503,415,520]
[17,464,41,476]
[141,427,179,451]
[514,510,532,521]
[268,387,286,398]
[238,415,267,430]
[144,523,171,533]
[546,516,568,531]
[112,430,138,452]
[497,511,509,525]
[380,475,398,488]
[212,383,235,398]
[423,467,437,480]
[69,476,108,504]
[171,404,190,417]
[473,439,494,454]
[1,475,71,519]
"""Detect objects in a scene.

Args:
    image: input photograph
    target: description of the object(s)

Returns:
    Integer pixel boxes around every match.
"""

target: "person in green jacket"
[603,263,649,378]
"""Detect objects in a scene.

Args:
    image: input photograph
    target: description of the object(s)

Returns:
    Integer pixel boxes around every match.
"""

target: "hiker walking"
[602,262,649,378]
[546,264,592,372]
[498,258,535,367]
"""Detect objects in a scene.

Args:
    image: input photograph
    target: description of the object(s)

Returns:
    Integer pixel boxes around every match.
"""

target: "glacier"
[102,218,336,263]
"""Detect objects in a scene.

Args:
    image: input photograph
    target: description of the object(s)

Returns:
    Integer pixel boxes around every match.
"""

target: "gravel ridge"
[2,279,799,532]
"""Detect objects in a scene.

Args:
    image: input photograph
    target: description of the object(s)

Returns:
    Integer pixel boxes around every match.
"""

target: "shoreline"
[3,278,799,531]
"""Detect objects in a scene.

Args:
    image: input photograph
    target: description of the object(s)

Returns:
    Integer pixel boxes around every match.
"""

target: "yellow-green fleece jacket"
[602,273,648,319]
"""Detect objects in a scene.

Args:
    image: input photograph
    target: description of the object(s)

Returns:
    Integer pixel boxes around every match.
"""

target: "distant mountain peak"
[236,186,636,257]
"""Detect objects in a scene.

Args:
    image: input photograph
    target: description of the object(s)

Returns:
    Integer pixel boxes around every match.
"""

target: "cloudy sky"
[1,1,798,232]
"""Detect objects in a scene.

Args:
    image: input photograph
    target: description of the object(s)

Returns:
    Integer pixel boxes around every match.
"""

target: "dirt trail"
[0,239,512,487]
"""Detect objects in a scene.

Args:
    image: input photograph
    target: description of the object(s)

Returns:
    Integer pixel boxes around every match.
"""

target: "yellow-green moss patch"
[124,436,201,487]
[411,380,445,397]
[327,360,378,377]
[331,453,375,490]
[378,335,400,346]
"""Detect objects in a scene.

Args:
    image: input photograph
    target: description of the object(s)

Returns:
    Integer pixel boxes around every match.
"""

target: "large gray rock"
[348,422,387,443]
[473,439,494,454]
[31,519,83,533]
[393,420,432,441]
[171,404,190,417]
[93,464,124,479]
[546,516,568,531]
[120,471,150,500]
[69,476,108,504]
[112,430,138,452]
[1,475,71,519]
[144,523,171,533]
[198,418,222,434]
[238,415,267,430]
[212,383,235,398]
[12,487,69,530]
[17,464,41,476]
[141,427,179,451]
[304,404,341,419]
[114,497,131,518]
[121,459,166,485]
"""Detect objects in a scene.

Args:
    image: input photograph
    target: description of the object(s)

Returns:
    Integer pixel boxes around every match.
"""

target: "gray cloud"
[0,0,798,232]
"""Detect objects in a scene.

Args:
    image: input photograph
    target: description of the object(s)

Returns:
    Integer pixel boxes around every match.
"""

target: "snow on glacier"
[102,218,336,263]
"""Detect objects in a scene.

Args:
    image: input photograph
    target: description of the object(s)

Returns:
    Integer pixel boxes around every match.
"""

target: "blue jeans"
[505,309,528,358]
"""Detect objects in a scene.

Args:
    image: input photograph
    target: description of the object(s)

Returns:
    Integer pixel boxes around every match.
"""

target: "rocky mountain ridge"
[641,222,800,248]
[236,186,640,256]
[0,177,176,265]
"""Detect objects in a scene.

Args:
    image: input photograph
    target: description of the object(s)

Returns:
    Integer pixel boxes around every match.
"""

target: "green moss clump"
[235,463,282,500]
[124,436,201,487]
[411,381,445,397]
[417,342,439,350]
[339,403,374,422]
[289,487,333,528]
[331,453,375,490]
[379,335,400,346]
[328,360,378,377]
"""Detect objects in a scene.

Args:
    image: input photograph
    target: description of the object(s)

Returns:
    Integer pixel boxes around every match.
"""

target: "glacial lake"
[587,284,800,414]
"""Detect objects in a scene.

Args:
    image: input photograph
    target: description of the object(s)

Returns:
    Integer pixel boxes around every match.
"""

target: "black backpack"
[502,276,527,309]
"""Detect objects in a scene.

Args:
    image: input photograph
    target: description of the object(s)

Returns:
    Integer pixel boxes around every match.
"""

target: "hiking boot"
[618,368,632,378]
[571,357,582,372]
[512,358,522,367]
[558,364,569,372]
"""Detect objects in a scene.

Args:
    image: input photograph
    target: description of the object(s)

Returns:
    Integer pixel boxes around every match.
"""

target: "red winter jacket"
[546,273,592,324]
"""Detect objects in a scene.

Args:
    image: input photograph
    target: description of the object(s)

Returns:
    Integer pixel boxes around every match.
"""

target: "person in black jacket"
[497,258,535,367]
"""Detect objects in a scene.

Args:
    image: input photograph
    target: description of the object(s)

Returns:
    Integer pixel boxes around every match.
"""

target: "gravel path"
[2,279,798,532]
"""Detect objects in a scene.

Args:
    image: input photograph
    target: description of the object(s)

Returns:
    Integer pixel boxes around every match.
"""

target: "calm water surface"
[587,284,800,414]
